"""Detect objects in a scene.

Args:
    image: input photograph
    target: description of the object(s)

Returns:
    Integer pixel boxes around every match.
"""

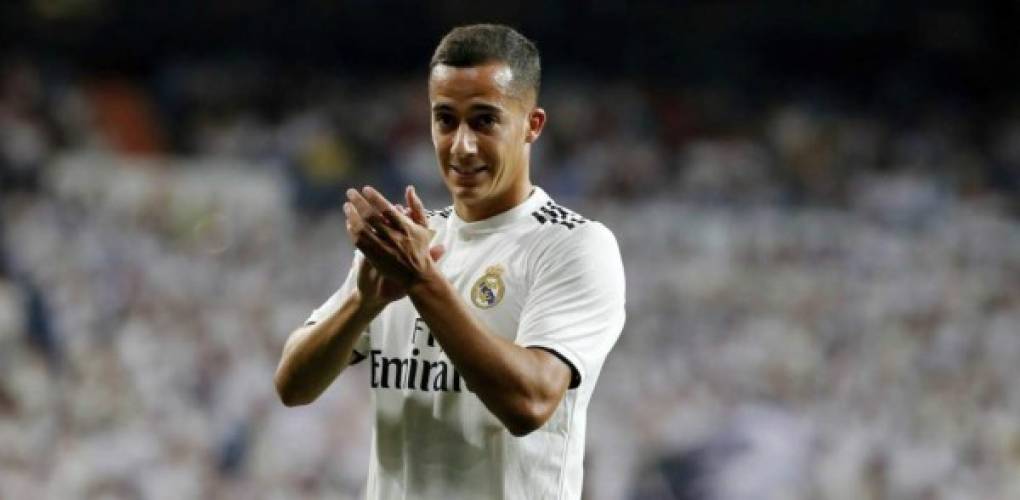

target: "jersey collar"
[448,187,551,237]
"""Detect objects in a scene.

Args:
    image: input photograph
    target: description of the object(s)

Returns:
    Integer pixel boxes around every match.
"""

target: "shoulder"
[522,201,625,300]
[525,200,620,266]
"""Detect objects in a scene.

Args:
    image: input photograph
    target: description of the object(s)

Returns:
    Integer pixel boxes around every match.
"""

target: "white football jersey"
[306,187,626,500]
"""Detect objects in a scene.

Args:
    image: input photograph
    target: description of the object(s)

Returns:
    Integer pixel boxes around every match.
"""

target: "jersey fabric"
[305,187,626,500]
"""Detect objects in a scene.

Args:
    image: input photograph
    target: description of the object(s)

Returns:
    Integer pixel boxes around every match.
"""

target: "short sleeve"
[516,223,626,390]
[305,251,371,359]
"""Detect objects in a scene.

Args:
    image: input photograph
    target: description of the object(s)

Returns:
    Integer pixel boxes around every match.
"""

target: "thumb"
[428,244,445,262]
[406,185,427,226]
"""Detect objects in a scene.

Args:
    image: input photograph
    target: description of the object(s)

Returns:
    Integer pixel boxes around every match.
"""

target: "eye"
[434,112,455,129]
[472,113,497,130]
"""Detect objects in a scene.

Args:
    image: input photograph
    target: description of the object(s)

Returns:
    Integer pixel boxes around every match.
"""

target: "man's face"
[428,62,543,214]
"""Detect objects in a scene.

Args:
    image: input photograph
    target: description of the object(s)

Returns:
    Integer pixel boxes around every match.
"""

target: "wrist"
[408,265,445,298]
[351,289,387,318]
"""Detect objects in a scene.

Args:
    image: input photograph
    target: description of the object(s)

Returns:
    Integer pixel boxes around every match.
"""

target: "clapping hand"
[344,186,444,304]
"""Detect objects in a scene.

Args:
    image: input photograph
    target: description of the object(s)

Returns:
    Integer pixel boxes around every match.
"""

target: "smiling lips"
[450,165,488,174]
[449,165,489,184]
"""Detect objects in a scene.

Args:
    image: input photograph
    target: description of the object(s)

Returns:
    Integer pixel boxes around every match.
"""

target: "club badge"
[471,265,506,309]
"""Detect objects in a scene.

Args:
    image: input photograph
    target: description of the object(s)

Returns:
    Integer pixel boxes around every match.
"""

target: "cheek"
[495,132,519,166]
[430,127,441,149]
[432,135,449,159]
[485,130,512,161]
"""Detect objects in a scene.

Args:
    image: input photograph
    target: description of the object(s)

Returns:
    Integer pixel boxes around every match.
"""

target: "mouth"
[448,165,489,184]
[449,165,488,175]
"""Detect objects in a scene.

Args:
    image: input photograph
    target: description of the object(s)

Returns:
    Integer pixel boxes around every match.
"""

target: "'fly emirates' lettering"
[368,318,467,392]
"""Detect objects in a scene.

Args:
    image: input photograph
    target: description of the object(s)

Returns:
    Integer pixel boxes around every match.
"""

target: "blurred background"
[1,1,1018,499]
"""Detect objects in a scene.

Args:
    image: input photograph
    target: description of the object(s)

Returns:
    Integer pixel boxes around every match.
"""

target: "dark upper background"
[4,1,1018,91]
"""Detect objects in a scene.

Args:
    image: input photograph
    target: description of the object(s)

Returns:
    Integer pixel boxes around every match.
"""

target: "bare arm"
[273,289,382,407]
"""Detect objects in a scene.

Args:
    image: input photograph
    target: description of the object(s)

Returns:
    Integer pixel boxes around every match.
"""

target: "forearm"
[274,290,382,406]
[408,271,568,435]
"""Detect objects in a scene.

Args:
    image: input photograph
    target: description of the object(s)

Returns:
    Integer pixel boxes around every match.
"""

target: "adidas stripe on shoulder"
[530,201,589,230]
[427,206,453,219]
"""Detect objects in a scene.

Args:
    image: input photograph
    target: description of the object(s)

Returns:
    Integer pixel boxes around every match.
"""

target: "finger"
[345,201,392,252]
[350,188,418,251]
[347,188,390,233]
[406,185,428,226]
[428,244,445,262]
[346,188,380,223]
[343,201,364,237]
[362,186,408,228]
[352,216,396,261]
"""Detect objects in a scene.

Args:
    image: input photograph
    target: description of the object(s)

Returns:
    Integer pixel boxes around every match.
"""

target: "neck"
[455,179,533,222]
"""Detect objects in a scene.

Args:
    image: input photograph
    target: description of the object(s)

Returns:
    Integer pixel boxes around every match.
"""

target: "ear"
[525,107,546,144]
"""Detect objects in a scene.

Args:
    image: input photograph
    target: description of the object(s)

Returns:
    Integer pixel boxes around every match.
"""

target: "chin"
[449,185,484,203]
[445,179,489,200]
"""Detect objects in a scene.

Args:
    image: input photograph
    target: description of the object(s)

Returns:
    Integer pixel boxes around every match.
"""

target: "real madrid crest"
[471,265,506,309]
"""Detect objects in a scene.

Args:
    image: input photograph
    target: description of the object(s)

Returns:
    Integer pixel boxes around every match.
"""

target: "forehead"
[428,62,516,105]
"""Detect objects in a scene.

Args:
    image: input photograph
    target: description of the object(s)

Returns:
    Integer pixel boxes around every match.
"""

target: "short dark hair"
[430,24,541,100]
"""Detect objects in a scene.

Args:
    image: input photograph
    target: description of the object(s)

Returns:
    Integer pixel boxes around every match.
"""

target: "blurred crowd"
[1,59,1018,499]
[1,57,1017,210]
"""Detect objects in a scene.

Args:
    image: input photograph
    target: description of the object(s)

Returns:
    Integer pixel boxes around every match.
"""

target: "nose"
[451,122,477,159]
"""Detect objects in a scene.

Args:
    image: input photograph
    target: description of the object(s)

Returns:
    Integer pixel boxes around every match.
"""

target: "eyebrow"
[431,103,504,114]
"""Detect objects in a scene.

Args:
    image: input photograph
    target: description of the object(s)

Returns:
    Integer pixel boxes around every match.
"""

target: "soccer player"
[274,24,625,499]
